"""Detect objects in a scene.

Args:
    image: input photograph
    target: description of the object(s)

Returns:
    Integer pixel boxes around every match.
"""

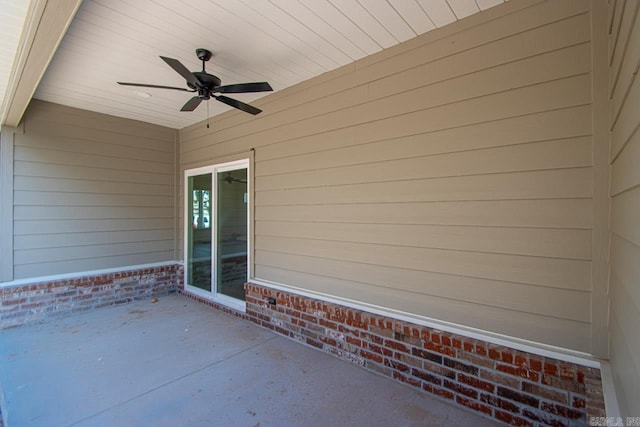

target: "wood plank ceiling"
[33,0,506,129]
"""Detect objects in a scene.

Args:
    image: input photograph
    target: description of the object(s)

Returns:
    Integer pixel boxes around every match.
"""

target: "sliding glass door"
[215,166,248,301]
[185,160,249,310]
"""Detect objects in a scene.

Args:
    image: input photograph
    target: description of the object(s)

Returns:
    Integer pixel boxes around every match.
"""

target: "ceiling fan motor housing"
[188,49,219,95]
[190,72,221,90]
[195,48,213,62]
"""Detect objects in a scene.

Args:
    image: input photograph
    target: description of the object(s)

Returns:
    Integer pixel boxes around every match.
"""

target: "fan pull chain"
[206,99,210,129]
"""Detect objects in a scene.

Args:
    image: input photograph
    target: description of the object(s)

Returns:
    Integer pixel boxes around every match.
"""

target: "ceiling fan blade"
[214,95,262,115]
[180,96,203,112]
[160,56,201,88]
[213,82,273,94]
[117,82,194,92]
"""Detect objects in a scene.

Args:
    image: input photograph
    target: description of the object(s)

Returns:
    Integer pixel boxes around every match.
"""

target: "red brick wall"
[245,283,605,427]
[0,264,183,329]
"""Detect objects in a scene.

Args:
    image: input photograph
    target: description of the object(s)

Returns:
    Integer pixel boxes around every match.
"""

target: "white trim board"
[183,159,251,312]
[598,361,621,417]
[249,277,602,369]
[0,127,15,282]
[0,261,180,289]
[181,287,247,313]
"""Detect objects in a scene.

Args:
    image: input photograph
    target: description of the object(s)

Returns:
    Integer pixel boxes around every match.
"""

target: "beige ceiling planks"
[14,0,506,129]
[272,0,368,60]
[386,0,434,37]
[447,0,481,19]
[217,0,334,73]
[327,0,397,49]
[244,0,352,67]
[476,0,505,11]
[417,0,457,27]
[299,0,381,55]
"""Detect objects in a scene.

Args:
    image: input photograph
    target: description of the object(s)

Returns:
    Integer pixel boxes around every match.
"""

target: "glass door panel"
[216,168,248,301]
[186,173,212,292]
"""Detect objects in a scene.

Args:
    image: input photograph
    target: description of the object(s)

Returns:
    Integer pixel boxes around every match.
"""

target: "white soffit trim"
[0,0,82,127]
[0,0,30,113]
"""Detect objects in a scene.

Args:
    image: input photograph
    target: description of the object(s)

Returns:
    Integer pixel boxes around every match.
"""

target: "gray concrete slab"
[0,295,501,427]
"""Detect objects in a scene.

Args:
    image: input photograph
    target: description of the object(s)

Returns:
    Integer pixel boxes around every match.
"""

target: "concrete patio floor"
[0,295,501,427]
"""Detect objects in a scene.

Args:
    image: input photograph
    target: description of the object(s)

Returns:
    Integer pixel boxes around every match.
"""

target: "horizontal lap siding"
[13,100,177,278]
[179,0,594,351]
[608,0,640,418]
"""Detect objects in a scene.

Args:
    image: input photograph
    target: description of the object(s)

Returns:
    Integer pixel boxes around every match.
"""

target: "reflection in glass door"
[185,160,249,310]
[186,173,212,292]
[216,168,248,301]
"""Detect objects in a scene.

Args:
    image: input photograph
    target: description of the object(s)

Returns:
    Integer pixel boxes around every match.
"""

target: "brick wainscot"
[245,283,605,427]
[0,264,183,329]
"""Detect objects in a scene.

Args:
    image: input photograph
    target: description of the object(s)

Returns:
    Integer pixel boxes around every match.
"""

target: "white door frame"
[183,159,250,312]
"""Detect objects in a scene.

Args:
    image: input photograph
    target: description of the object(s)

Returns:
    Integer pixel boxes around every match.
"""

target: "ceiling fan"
[224,172,247,184]
[117,48,272,115]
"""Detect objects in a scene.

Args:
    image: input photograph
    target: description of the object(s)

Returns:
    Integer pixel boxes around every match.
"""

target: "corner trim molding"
[0,127,15,282]
[599,360,621,417]
[589,0,613,358]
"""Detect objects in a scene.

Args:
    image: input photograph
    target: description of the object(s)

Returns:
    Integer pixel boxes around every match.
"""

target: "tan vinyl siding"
[608,0,640,418]
[13,100,176,279]
[179,0,594,351]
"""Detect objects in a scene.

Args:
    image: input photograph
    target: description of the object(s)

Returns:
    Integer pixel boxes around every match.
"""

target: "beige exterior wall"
[8,100,177,279]
[179,0,598,352]
[608,0,640,417]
